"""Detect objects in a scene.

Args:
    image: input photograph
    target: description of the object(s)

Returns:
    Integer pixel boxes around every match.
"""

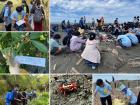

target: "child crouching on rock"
[118,83,137,105]
[81,32,101,70]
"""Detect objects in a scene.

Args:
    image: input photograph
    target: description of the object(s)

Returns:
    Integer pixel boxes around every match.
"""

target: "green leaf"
[31,40,48,53]
[0,33,8,41]
[16,43,25,53]
[11,32,24,40]
[29,32,41,39]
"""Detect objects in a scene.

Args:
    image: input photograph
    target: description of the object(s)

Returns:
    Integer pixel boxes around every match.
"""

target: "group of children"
[50,27,101,70]
[94,79,139,105]
[117,27,140,48]
[1,0,45,31]
[50,16,140,70]
[6,84,37,105]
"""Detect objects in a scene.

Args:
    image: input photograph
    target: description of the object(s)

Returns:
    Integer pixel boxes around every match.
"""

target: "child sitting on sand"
[117,35,132,48]
[81,32,100,69]
[50,34,63,55]
[119,83,137,105]
[70,31,86,52]
[131,27,140,43]
[126,33,139,45]
[94,79,113,105]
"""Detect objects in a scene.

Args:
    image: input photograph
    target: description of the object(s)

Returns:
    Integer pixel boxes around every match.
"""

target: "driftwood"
[128,61,140,67]
[71,67,80,74]
[112,49,119,56]
[76,58,83,65]
[53,64,57,71]
[128,57,140,61]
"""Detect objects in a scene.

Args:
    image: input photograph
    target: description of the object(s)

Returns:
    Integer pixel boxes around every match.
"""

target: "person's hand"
[41,15,45,20]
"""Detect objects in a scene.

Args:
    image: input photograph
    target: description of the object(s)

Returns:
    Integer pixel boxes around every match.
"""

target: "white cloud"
[51,0,140,23]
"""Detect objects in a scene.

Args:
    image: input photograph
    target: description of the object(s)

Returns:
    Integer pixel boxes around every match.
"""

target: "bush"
[28,92,49,105]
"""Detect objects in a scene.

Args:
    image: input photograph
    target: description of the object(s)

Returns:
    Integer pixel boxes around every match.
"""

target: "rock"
[112,49,119,56]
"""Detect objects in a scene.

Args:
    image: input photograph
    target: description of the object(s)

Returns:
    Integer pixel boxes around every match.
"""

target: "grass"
[28,92,49,105]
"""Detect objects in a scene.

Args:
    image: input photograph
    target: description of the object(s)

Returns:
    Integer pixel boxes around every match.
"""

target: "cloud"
[51,0,140,23]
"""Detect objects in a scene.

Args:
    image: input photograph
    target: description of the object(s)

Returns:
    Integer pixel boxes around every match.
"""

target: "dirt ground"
[93,81,140,105]
[50,31,140,73]
[50,75,92,105]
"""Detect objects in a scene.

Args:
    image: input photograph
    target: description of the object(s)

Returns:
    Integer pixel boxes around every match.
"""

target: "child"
[70,31,86,52]
[50,34,63,55]
[81,32,100,69]
[6,89,14,105]
[79,17,85,29]
[3,1,13,31]
[131,27,140,43]
[113,24,121,37]
[22,0,29,14]
[126,33,139,45]
[94,79,113,105]
[31,0,45,31]
[119,83,137,105]
[11,84,22,105]
[117,35,132,48]
[11,6,26,31]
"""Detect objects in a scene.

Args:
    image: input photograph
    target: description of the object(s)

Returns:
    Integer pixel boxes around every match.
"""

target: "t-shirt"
[117,35,132,47]
[125,89,137,104]
[11,10,26,21]
[126,33,138,45]
[95,83,112,98]
[49,38,60,50]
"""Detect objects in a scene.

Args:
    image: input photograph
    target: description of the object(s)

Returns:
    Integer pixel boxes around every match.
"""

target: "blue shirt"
[95,83,112,98]
[49,38,60,50]
[79,19,84,26]
[117,35,132,47]
[125,88,137,104]
[6,91,14,104]
[126,33,138,45]
[4,6,12,25]
[6,92,11,103]
[11,10,26,21]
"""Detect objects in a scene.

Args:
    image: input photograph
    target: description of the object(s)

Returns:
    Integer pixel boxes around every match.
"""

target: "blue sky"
[92,74,140,83]
[51,0,140,24]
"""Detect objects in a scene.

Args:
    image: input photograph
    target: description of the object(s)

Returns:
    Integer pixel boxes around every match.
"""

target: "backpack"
[0,6,6,23]
[33,6,43,23]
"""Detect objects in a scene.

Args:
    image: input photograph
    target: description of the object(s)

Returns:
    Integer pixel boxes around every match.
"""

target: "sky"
[51,0,140,24]
[92,74,140,83]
